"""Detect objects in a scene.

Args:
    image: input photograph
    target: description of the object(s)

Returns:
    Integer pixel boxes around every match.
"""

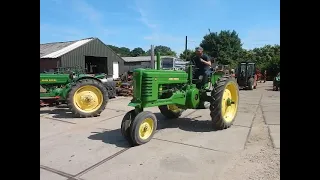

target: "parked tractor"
[120,53,239,146]
[215,64,231,75]
[40,68,112,117]
[235,62,257,90]
[273,72,280,91]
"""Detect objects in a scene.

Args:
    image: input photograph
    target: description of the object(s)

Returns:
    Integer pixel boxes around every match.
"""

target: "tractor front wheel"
[67,79,108,118]
[130,111,157,146]
[121,110,136,145]
[210,75,239,130]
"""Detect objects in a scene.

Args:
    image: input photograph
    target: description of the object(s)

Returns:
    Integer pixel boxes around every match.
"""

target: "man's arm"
[200,55,212,66]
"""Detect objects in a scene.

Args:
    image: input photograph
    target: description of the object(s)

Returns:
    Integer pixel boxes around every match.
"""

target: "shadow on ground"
[88,129,131,148]
[40,104,120,119]
[265,88,280,91]
[40,108,75,119]
[87,112,216,147]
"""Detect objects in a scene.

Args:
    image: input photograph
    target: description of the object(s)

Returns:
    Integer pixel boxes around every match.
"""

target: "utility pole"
[150,45,155,69]
[184,36,188,61]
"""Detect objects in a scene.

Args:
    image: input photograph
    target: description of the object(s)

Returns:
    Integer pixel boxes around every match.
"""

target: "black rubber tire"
[159,105,184,119]
[67,78,108,118]
[105,81,116,98]
[130,111,157,146]
[158,93,185,119]
[210,75,239,130]
[111,81,117,97]
[199,82,214,109]
[121,110,136,146]
[247,78,254,90]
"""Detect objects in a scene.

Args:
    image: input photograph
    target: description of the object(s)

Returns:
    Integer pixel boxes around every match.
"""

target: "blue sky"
[40,0,280,55]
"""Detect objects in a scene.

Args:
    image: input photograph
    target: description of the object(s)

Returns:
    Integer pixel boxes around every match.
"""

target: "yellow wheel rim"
[167,104,181,113]
[221,82,238,123]
[73,85,103,113]
[138,118,154,140]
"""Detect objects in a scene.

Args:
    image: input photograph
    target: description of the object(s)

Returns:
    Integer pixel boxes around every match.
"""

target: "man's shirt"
[193,54,210,71]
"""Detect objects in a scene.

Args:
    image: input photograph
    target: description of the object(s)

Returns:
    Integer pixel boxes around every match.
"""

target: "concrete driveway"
[40,81,280,180]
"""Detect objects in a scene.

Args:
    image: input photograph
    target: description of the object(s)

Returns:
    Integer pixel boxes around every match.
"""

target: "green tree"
[254,45,280,77]
[108,45,120,53]
[130,47,146,57]
[179,49,196,61]
[118,47,131,56]
[107,45,131,56]
[200,30,243,67]
[147,45,177,56]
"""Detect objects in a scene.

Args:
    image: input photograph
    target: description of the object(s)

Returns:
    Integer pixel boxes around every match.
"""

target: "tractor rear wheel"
[130,111,157,146]
[67,79,108,118]
[159,104,184,119]
[159,93,185,119]
[247,78,254,90]
[210,75,239,130]
[106,81,117,98]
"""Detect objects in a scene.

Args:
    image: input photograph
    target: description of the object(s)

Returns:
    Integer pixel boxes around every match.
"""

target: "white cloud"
[129,0,158,29]
[41,0,117,42]
[136,7,158,29]
[70,0,102,26]
[241,27,280,49]
[40,24,86,42]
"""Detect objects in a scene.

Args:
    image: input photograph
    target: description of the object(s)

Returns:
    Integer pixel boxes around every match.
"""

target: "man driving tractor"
[192,47,212,88]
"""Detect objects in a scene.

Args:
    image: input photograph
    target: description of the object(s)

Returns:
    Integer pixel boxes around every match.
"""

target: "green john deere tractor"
[121,53,240,146]
[40,67,109,118]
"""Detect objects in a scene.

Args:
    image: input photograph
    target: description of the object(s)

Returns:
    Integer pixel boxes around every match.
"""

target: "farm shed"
[40,37,125,79]
[122,56,153,72]
[122,56,176,72]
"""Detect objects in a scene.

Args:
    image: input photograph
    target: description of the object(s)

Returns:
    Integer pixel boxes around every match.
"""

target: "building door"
[113,62,119,79]
[85,56,108,74]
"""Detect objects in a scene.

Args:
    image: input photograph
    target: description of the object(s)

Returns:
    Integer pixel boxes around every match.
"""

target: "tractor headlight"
[199,75,203,80]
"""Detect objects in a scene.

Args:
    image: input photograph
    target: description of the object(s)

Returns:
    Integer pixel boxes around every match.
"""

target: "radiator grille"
[141,76,153,97]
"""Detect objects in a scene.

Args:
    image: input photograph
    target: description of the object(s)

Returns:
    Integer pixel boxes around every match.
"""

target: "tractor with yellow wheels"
[40,69,109,117]
[121,53,240,146]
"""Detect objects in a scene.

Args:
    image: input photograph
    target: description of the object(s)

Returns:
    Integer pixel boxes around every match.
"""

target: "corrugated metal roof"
[40,38,95,58]
[122,56,176,62]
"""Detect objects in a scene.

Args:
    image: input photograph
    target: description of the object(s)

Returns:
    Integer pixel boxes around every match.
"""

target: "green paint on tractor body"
[40,69,110,117]
[40,73,102,100]
[121,52,240,146]
[128,56,225,112]
[40,74,72,99]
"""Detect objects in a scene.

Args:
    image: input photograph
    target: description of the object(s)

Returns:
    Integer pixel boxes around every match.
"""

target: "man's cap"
[195,47,203,51]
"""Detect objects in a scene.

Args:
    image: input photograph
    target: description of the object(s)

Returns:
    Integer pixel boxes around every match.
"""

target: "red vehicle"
[256,68,262,82]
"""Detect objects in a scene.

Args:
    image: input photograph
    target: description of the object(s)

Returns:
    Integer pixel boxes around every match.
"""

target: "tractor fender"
[76,76,103,83]
[62,76,105,99]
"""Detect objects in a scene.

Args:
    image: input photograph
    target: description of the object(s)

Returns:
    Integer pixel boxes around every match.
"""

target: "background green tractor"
[273,72,280,91]
[40,67,110,118]
[121,53,240,146]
